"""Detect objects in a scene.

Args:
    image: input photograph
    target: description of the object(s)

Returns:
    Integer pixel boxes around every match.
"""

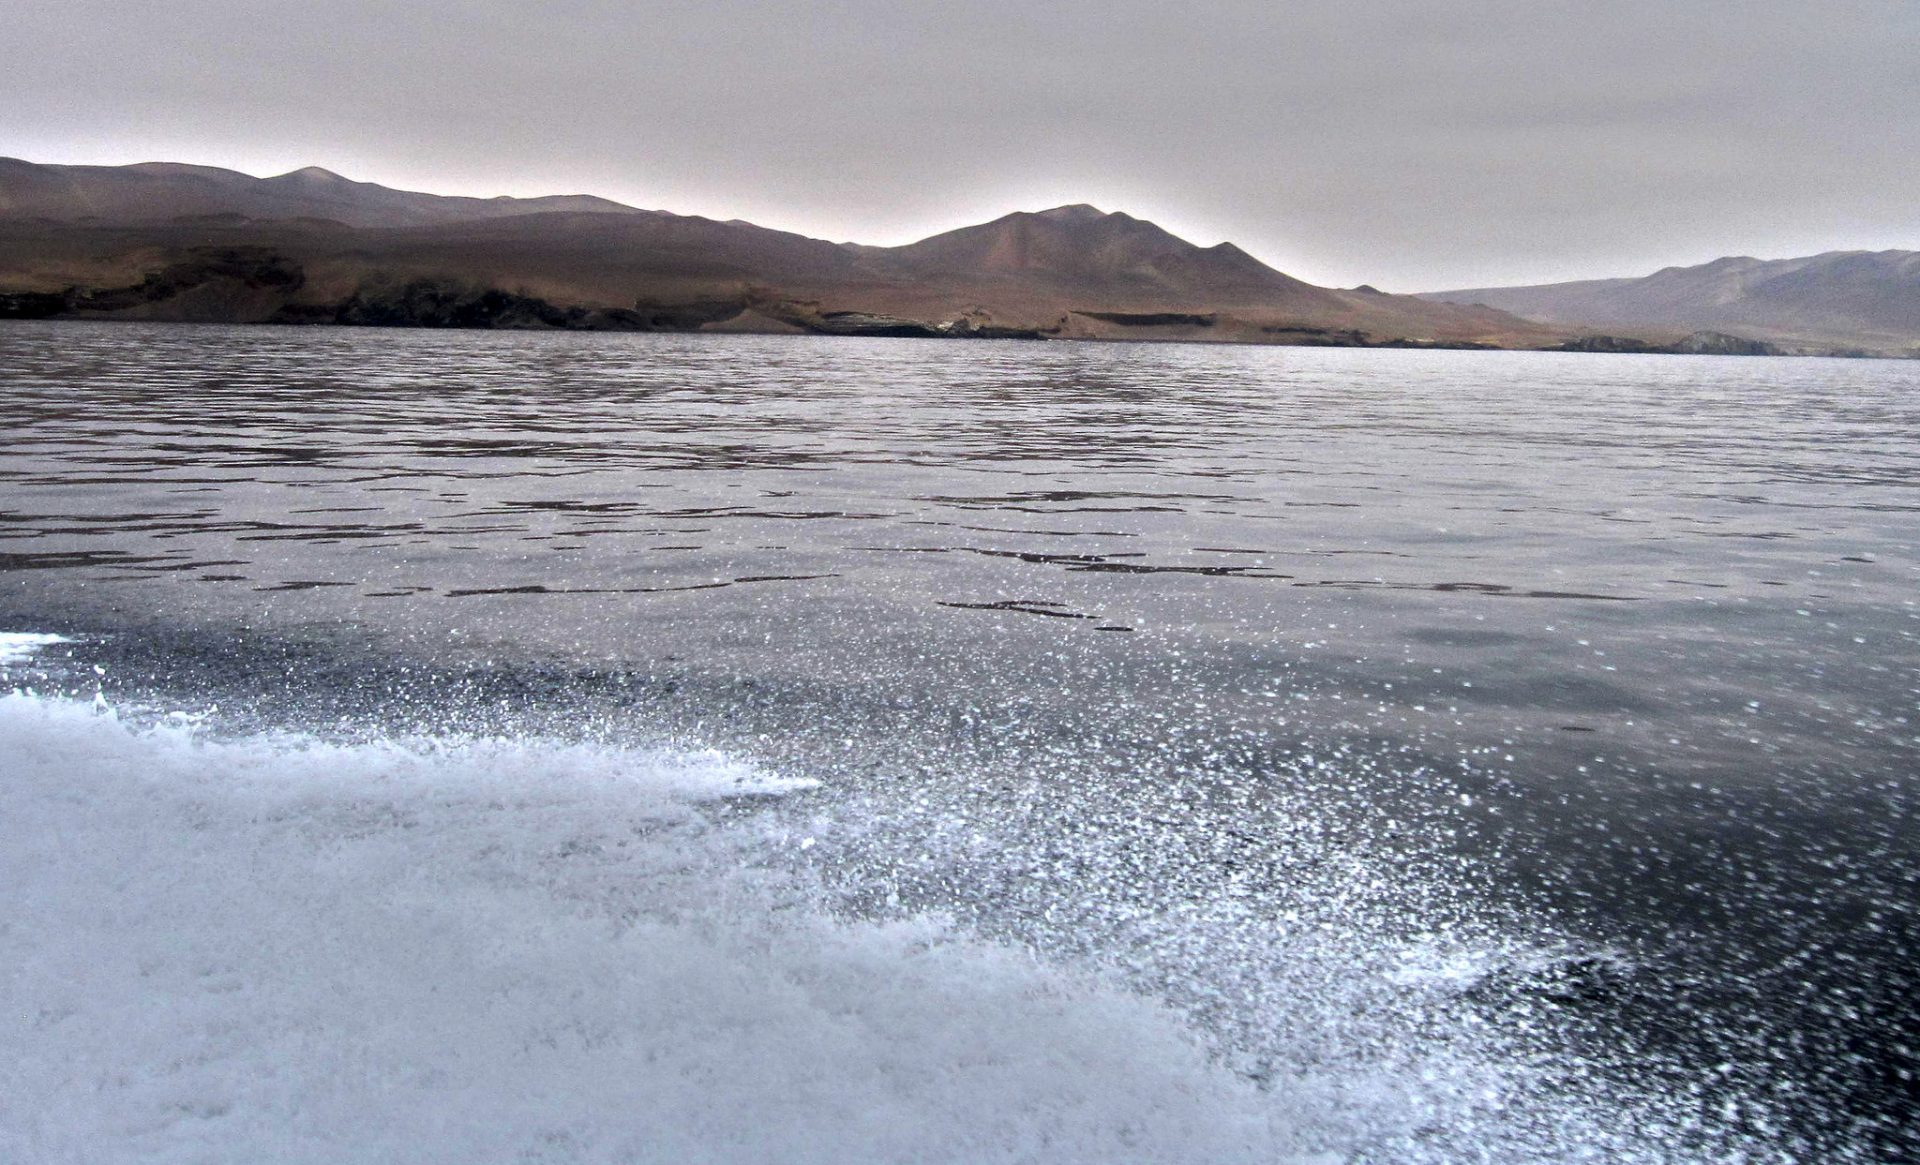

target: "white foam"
[0,631,69,666]
[0,693,1312,1164]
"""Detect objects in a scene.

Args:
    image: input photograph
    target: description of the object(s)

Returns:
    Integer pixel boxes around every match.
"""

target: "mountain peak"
[1032,203,1109,222]
[881,202,1317,302]
[270,166,354,185]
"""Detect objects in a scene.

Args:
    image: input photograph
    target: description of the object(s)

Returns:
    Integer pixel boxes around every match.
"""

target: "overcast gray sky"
[3,0,1915,289]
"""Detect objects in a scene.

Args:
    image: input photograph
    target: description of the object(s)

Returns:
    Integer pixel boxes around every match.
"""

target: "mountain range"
[2,158,1913,356]
[1421,252,1920,355]
[0,158,642,227]
[0,158,1557,347]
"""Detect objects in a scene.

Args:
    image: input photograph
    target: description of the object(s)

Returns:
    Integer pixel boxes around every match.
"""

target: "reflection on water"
[4,324,1914,773]
[2,322,1918,1159]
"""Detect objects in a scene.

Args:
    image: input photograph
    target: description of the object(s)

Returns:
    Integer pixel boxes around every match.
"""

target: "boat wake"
[1,635,1736,1162]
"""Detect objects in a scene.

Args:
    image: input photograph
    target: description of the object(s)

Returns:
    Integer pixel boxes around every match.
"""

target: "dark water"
[3,321,1917,1161]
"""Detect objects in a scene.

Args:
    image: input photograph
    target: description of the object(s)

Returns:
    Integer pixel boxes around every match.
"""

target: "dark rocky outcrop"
[808,311,947,338]
[1553,334,1664,354]
[298,282,755,331]
[0,289,68,319]
[937,316,1051,340]
[775,309,1050,340]
[1554,330,1781,356]
[0,247,305,320]
[1666,330,1781,356]
[1073,311,1218,328]
[1258,324,1371,345]
[326,281,599,329]
[1373,337,1500,350]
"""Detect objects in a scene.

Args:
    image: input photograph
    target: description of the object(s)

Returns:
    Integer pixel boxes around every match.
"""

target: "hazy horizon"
[5,0,1915,290]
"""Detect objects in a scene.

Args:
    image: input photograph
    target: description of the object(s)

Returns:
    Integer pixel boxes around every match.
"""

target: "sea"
[1,320,1915,1163]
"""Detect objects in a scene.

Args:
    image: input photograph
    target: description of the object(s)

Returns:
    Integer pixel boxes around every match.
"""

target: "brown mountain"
[0,157,644,228]
[1420,251,1920,356]
[884,204,1307,295]
[0,157,1559,347]
[854,204,1326,317]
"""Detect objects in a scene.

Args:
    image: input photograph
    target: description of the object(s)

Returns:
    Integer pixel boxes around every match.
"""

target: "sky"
[3,0,1916,290]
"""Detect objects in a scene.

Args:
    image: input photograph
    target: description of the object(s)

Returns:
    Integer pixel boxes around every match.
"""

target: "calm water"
[3,321,1917,1162]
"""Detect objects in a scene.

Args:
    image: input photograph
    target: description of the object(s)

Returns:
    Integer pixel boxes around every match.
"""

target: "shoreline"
[1,311,1908,359]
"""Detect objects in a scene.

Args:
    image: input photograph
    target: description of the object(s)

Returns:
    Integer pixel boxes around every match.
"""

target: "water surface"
[3,322,1916,1161]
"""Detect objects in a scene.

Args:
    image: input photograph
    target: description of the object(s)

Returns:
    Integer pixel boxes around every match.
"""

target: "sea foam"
[0,689,1319,1165]
[0,631,69,667]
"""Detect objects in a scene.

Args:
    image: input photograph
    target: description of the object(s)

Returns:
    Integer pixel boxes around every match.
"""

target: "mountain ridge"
[0,157,649,228]
[1421,250,1920,354]
[0,157,1858,352]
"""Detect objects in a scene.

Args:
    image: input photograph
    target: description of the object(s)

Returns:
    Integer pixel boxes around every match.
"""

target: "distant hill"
[0,157,1566,348]
[0,157,646,228]
[1421,251,1920,355]
[884,204,1313,297]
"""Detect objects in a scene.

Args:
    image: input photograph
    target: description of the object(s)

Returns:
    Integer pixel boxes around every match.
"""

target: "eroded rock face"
[775,310,1052,340]
[0,248,306,321]
[1554,334,1663,354]
[321,282,765,330]
[938,316,1051,340]
[1373,337,1500,350]
[1073,311,1218,328]
[0,257,771,331]
[324,282,563,328]
[1555,331,1783,356]
[1669,331,1781,356]
[808,311,946,338]
[0,290,66,318]
[1258,324,1370,346]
